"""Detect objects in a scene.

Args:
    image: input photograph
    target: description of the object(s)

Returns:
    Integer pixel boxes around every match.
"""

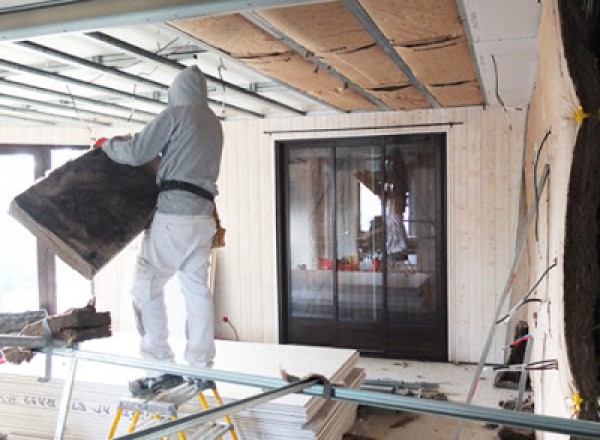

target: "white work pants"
[131,212,216,368]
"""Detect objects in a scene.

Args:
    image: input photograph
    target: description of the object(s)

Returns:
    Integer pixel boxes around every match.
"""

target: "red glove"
[94,137,108,148]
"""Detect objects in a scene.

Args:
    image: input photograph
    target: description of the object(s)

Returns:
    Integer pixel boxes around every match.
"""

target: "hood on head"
[168,65,208,107]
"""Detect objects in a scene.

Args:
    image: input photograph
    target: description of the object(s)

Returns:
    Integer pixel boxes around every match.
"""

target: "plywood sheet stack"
[0,334,363,439]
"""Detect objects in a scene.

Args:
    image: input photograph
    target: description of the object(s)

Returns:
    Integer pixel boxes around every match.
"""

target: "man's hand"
[94,137,108,148]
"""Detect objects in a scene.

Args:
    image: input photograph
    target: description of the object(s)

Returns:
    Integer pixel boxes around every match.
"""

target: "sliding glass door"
[278,133,447,360]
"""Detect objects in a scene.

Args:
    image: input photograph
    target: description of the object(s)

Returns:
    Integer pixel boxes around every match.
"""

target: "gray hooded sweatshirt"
[102,65,223,216]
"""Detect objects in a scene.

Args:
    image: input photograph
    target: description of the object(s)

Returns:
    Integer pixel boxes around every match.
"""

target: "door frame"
[276,133,448,359]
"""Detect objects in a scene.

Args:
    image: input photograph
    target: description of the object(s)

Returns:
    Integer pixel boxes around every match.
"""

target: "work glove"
[94,137,108,148]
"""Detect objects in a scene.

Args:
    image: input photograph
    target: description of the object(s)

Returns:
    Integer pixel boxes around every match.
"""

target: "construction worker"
[95,65,223,395]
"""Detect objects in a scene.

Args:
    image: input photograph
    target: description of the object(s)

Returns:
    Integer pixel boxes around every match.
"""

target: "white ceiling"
[0,0,542,127]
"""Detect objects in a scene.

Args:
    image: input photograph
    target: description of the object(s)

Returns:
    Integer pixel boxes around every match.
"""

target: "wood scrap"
[2,299,111,364]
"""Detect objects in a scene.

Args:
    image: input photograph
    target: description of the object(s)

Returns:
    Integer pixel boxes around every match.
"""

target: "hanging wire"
[217,57,227,117]
[65,84,93,139]
[496,259,558,324]
[533,130,552,244]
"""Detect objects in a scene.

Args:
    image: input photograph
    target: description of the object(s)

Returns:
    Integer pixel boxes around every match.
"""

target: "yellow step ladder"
[108,378,238,440]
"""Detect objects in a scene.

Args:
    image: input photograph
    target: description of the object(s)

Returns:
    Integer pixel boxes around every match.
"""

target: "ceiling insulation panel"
[359,0,483,106]
[257,1,430,109]
[171,13,378,111]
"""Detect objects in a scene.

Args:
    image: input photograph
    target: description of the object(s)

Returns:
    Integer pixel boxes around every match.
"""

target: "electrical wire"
[496,259,558,324]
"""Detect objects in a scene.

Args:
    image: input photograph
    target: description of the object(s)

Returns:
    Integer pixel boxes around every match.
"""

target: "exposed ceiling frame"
[0,0,336,41]
[85,31,306,116]
[13,40,265,118]
[0,110,55,125]
[0,92,148,125]
[0,77,158,119]
[241,10,391,112]
[159,22,341,113]
[0,58,168,110]
[341,0,440,109]
[0,101,109,126]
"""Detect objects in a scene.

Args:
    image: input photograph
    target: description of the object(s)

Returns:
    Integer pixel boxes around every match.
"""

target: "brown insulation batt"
[9,149,158,280]
[171,13,379,112]
[257,2,431,110]
[359,0,483,106]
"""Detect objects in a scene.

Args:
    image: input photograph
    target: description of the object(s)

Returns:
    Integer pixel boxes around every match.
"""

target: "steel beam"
[341,0,440,108]
[242,10,390,112]
[13,40,264,118]
[47,348,600,438]
[86,31,305,116]
[0,0,336,42]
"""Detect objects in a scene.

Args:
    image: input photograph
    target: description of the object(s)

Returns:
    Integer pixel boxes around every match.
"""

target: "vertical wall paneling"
[0,106,525,364]
[466,107,483,361]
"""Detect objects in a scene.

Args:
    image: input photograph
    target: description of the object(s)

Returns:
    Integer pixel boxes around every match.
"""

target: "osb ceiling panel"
[359,0,484,106]
[172,14,378,111]
[257,2,430,109]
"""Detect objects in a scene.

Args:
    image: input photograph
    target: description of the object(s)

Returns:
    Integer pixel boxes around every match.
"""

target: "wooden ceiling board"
[172,14,377,111]
[358,0,464,44]
[257,2,430,109]
[369,85,431,110]
[359,0,483,106]
[430,80,483,106]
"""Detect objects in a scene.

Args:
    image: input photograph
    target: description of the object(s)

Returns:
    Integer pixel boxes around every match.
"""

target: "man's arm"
[101,110,174,166]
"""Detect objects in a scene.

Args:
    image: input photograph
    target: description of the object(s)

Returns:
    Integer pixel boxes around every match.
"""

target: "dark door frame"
[275,133,447,360]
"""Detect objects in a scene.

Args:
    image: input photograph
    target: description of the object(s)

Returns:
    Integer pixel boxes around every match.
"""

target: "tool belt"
[159,179,214,202]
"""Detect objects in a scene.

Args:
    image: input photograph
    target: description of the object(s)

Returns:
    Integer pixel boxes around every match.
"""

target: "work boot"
[129,373,184,397]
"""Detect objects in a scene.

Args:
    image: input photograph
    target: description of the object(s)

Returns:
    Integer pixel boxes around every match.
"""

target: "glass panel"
[288,148,334,318]
[385,138,437,324]
[0,154,38,312]
[337,146,384,322]
[52,149,93,312]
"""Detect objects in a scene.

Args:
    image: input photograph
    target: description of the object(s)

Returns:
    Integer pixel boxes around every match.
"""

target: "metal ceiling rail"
[47,347,600,438]
[14,40,265,119]
[0,92,148,125]
[0,111,55,125]
[88,30,305,115]
[0,77,158,119]
[0,101,109,126]
[85,31,305,116]
[341,0,441,109]
[241,10,392,112]
[0,0,335,42]
[16,40,170,91]
[160,23,342,113]
[0,58,167,110]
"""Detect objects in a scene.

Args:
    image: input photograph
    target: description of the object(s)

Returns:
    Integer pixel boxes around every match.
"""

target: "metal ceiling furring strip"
[85,31,305,116]
[0,92,148,125]
[0,110,56,125]
[0,0,336,41]
[341,0,440,109]
[0,58,167,110]
[0,78,158,119]
[15,40,170,91]
[0,101,110,126]
[241,10,392,112]
[159,23,341,113]
[12,39,265,118]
